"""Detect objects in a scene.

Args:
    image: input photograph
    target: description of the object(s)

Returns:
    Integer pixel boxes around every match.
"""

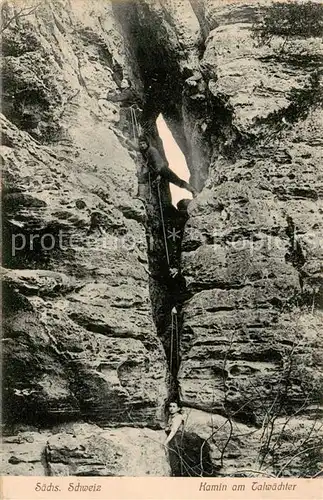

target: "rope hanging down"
[130,105,140,140]
[131,106,169,270]
[170,306,179,375]
[157,180,170,267]
[148,171,152,200]
[131,106,178,375]
[175,308,179,369]
[131,106,152,200]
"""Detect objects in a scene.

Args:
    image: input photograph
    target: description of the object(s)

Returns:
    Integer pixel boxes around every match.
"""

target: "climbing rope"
[133,105,140,136]
[170,306,179,375]
[148,171,152,200]
[176,308,179,371]
[170,313,174,375]
[130,105,168,264]
[131,104,152,202]
[130,105,139,141]
[131,105,179,380]
[157,180,170,266]
[131,106,178,383]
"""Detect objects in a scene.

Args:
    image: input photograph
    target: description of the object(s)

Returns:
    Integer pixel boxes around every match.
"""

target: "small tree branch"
[277,445,323,477]
[0,3,41,34]
[311,469,323,479]
[235,468,277,478]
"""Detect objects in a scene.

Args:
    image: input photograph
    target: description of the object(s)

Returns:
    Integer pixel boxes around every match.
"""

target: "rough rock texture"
[2,423,170,476]
[2,0,323,477]
[2,0,169,475]
[178,0,323,476]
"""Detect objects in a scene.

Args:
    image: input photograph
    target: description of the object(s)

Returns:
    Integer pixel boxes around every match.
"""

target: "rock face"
[1,424,170,476]
[178,0,323,476]
[2,0,169,475]
[2,0,322,477]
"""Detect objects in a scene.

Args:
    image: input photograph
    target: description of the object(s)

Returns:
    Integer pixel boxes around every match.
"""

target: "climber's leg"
[119,108,129,135]
[135,166,149,201]
[168,434,184,476]
[164,168,198,197]
[134,182,146,201]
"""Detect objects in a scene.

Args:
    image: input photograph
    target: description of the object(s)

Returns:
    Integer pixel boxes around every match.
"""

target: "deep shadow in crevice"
[134,110,192,397]
[111,0,203,187]
[168,431,215,477]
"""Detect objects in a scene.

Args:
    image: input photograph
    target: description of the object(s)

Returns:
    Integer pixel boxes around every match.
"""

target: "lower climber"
[136,136,198,200]
[106,81,142,137]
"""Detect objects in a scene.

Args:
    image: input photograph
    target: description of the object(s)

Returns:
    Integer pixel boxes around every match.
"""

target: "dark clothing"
[168,433,185,476]
[168,432,213,477]
[163,168,189,189]
[142,145,168,177]
[141,146,191,190]
[107,89,142,138]
[107,88,140,107]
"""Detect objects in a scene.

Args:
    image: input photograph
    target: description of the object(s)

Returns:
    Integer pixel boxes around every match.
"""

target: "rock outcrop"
[2,0,169,475]
[178,0,323,476]
[1,0,322,477]
[1,424,170,476]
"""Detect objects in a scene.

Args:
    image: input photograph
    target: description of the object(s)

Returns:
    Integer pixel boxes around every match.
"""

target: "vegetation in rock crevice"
[255,70,323,133]
[252,1,323,46]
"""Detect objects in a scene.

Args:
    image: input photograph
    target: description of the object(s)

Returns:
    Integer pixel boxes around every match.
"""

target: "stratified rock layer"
[1,423,170,476]
[2,0,167,449]
[177,0,323,475]
[2,0,322,477]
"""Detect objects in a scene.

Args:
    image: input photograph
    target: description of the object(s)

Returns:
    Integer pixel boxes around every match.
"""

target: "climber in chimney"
[163,401,186,476]
[107,80,140,107]
[135,136,198,200]
[164,401,185,447]
[106,79,142,136]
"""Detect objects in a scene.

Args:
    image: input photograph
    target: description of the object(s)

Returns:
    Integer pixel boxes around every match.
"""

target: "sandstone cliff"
[1,0,322,477]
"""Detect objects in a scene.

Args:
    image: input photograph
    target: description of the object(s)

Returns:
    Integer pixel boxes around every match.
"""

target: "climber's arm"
[111,127,139,151]
[107,89,133,103]
[164,414,183,446]
[126,139,140,151]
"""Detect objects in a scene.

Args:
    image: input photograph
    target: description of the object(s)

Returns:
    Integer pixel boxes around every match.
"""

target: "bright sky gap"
[156,114,192,207]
